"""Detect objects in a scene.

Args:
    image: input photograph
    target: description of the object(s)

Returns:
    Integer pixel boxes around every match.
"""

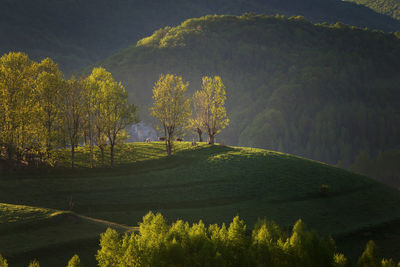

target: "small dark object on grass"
[320,184,330,197]
[176,137,183,141]
[158,137,166,141]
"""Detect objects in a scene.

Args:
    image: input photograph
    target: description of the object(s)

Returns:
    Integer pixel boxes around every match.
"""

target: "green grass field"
[1,142,400,266]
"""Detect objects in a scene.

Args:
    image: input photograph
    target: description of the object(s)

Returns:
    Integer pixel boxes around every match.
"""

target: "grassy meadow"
[1,142,400,266]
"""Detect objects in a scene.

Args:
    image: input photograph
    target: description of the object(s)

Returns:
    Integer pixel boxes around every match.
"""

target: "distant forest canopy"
[346,0,400,20]
[1,0,400,72]
[99,14,400,181]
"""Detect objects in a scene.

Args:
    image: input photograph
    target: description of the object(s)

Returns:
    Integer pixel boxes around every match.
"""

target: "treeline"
[0,52,138,169]
[101,14,400,182]
[1,212,398,267]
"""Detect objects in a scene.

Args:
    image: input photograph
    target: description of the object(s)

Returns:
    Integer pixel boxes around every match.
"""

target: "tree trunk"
[208,134,215,145]
[197,128,203,142]
[71,144,75,168]
[166,138,172,156]
[100,146,105,168]
[89,139,94,168]
[110,143,114,168]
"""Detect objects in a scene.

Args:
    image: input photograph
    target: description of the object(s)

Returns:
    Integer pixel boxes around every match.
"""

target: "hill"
[1,0,400,72]
[99,14,400,180]
[346,0,400,20]
[0,203,136,266]
[1,142,400,265]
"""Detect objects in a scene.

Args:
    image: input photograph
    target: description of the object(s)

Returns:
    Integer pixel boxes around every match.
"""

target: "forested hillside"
[346,0,400,20]
[1,0,400,72]
[100,14,400,181]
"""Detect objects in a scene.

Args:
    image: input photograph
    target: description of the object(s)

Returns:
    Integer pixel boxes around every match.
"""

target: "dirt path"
[75,213,139,232]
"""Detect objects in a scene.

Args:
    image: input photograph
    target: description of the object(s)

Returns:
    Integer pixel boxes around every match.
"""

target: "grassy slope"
[1,142,400,265]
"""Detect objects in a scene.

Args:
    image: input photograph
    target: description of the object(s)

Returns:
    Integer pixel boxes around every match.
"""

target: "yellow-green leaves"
[151,74,191,155]
[196,76,229,144]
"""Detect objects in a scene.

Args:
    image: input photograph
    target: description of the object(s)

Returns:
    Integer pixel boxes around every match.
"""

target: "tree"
[151,74,191,156]
[188,90,208,142]
[84,68,109,167]
[66,254,83,267]
[0,254,8,267]
[196,76,229,144]
[93,68,138,168]
[34,58,65,157]
[357,240,381,267]
[28,259,40,267]
[62,77,85,168]
[0,52,36,161]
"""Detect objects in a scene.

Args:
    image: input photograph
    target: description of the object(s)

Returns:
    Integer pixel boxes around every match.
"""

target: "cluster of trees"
[0,52,138,168]
[0,253,82,267]
[151,74,229,155]
[94,212,399,267]
[103,14,400,182]
[0,213,398,267]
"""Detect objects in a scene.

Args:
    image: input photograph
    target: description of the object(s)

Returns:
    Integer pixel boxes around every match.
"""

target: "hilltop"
[346,0,400,20]
[1,142,400,265]
[1,0,400,72]
[99,14,400,180]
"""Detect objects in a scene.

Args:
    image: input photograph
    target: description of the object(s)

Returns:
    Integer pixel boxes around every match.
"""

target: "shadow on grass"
[0,143,238,180]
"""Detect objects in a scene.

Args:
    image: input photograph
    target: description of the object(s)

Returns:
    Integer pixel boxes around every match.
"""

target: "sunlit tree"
[0,52,36,160]
[151,74,191,156]
[34,58,65,157]
[66,254,83,267]
[94,68,138,168]
[0,254,8,267]
[62,77,85,168]
[188,90,207,142]
[196,76,229,144]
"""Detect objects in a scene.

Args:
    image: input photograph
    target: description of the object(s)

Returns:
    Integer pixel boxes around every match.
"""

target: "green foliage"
[334,253,349,267]
[0,254,7,267]
[97,211,400,267]
[101,14,400,181]
[357,240,381,267]
[0,53,138,169]
[151,74,191,155]
[28,259,40,267]
[66,255,83,267]
[346,0,400,21]
[1,0,400,74]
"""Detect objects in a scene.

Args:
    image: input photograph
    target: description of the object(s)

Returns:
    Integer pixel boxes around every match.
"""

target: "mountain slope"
[99,14,400,172]
[1,143,400,265]
[346,0,400,20]
[1,0,400,72]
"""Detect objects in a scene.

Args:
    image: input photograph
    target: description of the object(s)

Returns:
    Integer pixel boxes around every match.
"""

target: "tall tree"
[82,73,100,168]
[34,58,65,158]
[85,68,110,167]
[197,76,229,144]
[63,78,85,168]
[0,52,36,161]
[188,90,207,142]
[101,77,138,168]
[151,74,191,156]
[88,67,138,168]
